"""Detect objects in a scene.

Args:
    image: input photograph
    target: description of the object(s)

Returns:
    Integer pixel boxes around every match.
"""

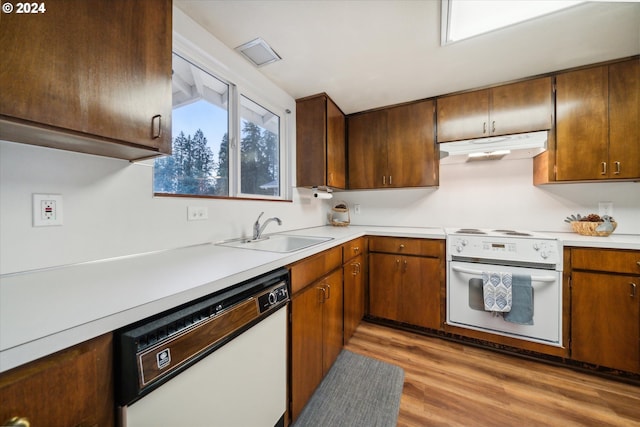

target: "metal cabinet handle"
[631,283,637,298]
[614,161,621,175]
[325,284,331,300]
[318,286,326,303]
[601,162,607,175]
[491,120,496,133]
[382,176,386,185]
[389,175,392,185]
[3,417,30,427]
[351,262,361,276]
[396,259,401,269]
[353,246,360,254]
[483,122,487,134]
[151,114,163,139]
[403,259,408,272]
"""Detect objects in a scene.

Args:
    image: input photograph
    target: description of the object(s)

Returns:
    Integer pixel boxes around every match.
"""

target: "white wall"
[334,158,640,234]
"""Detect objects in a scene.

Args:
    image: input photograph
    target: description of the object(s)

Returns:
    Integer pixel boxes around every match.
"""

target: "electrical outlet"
[187,206,208,221]
[598,201,614,218]
[33,194,63,227]
[354,204,362,215]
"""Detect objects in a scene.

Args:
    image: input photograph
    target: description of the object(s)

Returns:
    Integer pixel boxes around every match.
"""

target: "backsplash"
[335,158,640,234]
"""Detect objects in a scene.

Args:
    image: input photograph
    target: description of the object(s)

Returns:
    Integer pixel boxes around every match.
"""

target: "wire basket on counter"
[570,221,617,237]
[330,201,350,227]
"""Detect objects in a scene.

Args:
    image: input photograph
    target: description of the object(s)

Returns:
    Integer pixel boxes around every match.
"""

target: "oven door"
[447,260,562,346]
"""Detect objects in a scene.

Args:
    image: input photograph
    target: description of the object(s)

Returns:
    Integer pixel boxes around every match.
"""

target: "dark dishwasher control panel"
[258,284,289,314]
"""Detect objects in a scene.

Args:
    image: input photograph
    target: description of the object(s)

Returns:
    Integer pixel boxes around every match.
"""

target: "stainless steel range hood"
[439,131,548,164]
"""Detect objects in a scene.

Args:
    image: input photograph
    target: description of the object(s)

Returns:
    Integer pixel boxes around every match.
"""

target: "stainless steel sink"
[217,234,333,253]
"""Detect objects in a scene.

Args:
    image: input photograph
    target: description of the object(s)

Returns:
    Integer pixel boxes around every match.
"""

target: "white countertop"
[1,225,637,373]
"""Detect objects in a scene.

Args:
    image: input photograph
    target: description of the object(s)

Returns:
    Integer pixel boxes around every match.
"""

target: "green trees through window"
[154,52,281,199]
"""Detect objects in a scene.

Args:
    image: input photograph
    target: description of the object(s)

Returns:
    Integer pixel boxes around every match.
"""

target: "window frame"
[155,41,291,202]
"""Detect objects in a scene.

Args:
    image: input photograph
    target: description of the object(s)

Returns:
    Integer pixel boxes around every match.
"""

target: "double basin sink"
[217,234,333,253]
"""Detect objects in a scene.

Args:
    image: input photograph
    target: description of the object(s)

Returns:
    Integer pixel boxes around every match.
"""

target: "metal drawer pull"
[353,246,360,253]
[631,283,637,298]
[399,244,405,250]
[3,417,30,427]
[451,265,557,283]
[601,162,607,175]
[483,122,487,134]
[492,121,496,133]
[614,161,621,175]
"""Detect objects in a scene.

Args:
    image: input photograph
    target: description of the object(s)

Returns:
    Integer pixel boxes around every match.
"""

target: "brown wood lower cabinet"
[290,268,343,423]
[570,248,640,373]
[368,237,444,330]
[0,333,114,427]
[344,253,365,343]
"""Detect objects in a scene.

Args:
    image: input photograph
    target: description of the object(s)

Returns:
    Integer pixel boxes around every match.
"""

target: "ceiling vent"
[235,37,282,67]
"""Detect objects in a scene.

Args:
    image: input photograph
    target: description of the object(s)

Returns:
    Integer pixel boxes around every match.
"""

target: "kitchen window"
[154,53,286,200]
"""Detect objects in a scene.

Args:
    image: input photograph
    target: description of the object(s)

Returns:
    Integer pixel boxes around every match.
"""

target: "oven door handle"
[451,265,557,283]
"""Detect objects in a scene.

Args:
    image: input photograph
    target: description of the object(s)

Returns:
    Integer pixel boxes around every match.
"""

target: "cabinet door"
[0,333,114,427]
[296,94,346,188]
[291,285,324,421]
[555,66,609,181]
[401,256,441,329]
[490,77,553,136]
[386,100,438,187]
[609,59,640,179]
[344,254,365,343]
[321,269,344,374]
[326,97,347,188]
[369,253,402,322]
[436,90,489,142]
[0,0,172,153]
[296,95,328,187]
[571,271,639,373]
[348,110,388,189]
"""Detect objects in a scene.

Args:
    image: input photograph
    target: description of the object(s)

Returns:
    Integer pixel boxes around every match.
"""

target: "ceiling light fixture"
[235,37,282,67]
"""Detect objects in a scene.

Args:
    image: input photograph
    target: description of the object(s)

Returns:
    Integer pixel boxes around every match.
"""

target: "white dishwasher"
[116,268,289,427]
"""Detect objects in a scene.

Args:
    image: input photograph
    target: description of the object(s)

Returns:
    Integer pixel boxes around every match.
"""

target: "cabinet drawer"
[369,236,443,257]
[342,238,365,263]
[571,248,640,274]
[290,246,342,294]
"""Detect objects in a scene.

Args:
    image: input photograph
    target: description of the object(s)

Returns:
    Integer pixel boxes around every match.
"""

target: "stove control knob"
[540,251,548,259]
[456,245,463,253]
[462,240,468,246]
[533,243,540,251]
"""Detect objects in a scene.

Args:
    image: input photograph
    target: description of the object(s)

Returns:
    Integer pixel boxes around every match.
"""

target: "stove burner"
[502,231,532,236]
[455,229,487,234]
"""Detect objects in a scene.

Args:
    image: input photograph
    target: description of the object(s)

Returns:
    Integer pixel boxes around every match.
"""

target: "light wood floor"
[344,321,640,427]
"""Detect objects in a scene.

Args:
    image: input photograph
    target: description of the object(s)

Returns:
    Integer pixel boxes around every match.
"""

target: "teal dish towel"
[504,274,533,325]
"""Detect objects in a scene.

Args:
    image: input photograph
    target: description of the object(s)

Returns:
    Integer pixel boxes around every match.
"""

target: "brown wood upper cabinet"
[436,77,553,143]
[0,0,172,161]
[552,59,640,181]
[570,248,640,373]
[348,99,438,189]
[296,93,346,189]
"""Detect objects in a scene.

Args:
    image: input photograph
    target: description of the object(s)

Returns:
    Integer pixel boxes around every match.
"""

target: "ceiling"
[175,1,640,115]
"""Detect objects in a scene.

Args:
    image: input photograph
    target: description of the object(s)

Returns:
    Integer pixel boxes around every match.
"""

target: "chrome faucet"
[253,212,282,240]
